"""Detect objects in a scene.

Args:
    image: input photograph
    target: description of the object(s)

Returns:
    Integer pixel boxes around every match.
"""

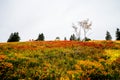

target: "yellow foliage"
[14,53,24,58]
[60,76,70,80]
[105,49,120,61]
[74,60,105,77]
[77,60,104,70]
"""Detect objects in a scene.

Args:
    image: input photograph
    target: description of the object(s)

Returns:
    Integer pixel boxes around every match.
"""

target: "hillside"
[0,41,120,80]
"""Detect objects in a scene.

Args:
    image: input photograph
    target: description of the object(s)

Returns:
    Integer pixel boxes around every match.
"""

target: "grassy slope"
[0,41,120,80]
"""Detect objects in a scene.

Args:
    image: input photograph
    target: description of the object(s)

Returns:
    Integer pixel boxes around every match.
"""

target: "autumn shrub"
[0,41,120,79]
[74,60,111,79]
[0,55,14,80]
[72,46,104,61]
[101,41,119,49]
[110,57,120,79]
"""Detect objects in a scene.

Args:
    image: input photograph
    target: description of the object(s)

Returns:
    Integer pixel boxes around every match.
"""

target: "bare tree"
[79,19,92,41]
[72,23,81,40]
[72,19,92,41]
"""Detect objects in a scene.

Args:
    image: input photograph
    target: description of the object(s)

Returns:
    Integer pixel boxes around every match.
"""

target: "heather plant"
[0,41,120,79]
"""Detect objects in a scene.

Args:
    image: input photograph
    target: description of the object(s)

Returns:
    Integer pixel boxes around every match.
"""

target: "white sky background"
[0,0,120,42]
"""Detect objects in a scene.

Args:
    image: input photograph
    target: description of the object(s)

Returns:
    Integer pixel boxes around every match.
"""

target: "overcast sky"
[0,0,120,42]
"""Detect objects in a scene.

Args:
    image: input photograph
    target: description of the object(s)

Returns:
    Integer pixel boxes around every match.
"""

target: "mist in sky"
[0,0,120,42]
